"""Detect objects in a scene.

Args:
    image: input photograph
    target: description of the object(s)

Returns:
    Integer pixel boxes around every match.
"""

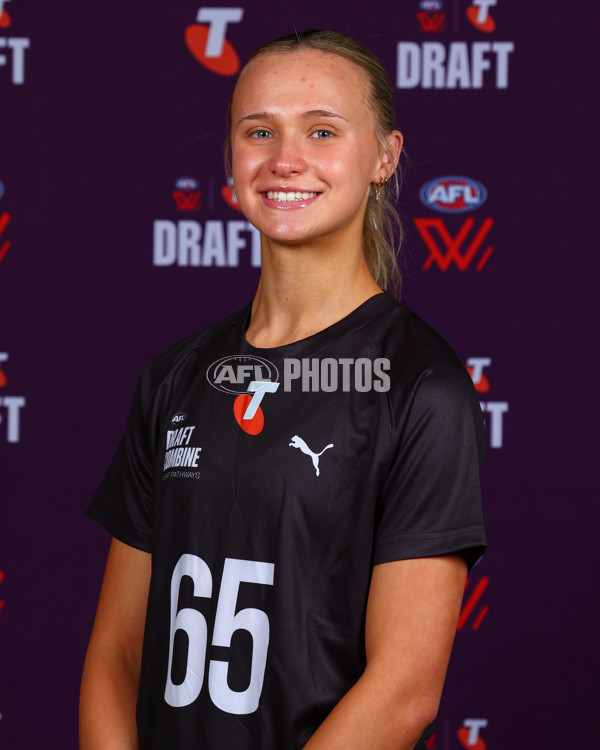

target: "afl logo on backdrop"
[185,8,244,76]
[419,176,487,213]
[174,177,199,192]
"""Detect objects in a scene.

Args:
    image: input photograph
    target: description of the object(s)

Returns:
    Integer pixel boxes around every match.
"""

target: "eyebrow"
[235,109,349,127]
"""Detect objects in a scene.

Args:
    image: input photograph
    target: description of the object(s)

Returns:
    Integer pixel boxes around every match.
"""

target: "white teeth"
[266,191,317,201]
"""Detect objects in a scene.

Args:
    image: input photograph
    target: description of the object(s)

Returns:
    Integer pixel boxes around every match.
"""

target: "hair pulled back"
[225,29,404,297]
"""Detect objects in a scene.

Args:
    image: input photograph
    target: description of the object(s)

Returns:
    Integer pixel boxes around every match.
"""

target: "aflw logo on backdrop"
[416,0,446,33]
[414,176,494,271]
[185,7,244,76]
[173,177,201,212]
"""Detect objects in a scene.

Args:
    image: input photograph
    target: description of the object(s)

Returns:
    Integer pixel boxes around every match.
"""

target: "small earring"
[374,176,388,201]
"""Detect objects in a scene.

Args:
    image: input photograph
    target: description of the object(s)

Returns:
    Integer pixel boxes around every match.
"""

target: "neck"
[245,235,382,348]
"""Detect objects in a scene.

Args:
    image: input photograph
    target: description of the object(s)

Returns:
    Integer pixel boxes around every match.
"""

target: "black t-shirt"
[88,293,486,749]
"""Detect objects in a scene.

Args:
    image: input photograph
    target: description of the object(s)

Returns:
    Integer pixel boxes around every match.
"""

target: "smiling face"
[230,49,388,250]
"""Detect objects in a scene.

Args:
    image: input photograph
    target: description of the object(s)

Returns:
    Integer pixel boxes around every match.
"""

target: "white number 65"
[164,554,275,715]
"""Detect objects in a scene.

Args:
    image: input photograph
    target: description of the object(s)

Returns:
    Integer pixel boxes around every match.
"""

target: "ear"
[378,130,403,179]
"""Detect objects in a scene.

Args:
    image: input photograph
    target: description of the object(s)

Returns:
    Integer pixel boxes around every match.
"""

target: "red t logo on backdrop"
[467,0,497,32]
[0,0,11,28]
[466,357,491,393]
[185,7,244,76]
[0,351,7,387]
[458,719,488,749]
[222,178,240,211]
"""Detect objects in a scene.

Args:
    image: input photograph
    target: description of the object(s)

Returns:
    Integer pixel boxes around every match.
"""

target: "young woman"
[80,30,486,750]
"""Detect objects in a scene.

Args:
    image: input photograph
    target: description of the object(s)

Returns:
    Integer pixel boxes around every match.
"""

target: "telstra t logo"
[458,718,488,749]
[0,0,11,28]
[185,8,244,76]
[466,0,497,33]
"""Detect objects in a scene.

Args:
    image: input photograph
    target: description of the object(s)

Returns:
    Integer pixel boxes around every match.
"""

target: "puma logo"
[289,435,334,477]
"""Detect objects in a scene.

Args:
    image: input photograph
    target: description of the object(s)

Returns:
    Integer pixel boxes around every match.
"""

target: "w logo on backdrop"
[185,7,244,76]
[0,570,5,618]
[0,180,10,265]
[0,211,9,265]
[458,576,489,631]
[414,217,494,271]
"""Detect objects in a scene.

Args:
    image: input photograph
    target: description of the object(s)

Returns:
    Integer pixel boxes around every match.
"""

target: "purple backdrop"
[1,1,597,747]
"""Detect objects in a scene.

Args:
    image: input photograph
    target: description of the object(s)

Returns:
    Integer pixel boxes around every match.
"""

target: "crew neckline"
[233,293,398,358]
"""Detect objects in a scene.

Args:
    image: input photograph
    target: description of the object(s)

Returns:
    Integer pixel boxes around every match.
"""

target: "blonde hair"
[225,30,404,297]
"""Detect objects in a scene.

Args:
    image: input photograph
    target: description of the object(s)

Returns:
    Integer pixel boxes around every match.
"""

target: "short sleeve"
[87,372,157,552]
[373,364,486,570]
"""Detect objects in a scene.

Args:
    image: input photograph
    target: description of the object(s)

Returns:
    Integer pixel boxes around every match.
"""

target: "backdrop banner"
[0,1,596,747]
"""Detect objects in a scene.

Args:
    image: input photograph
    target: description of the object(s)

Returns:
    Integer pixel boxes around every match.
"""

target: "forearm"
[79,643,141,750]
[303,665,435,750]
[80,539,151,749]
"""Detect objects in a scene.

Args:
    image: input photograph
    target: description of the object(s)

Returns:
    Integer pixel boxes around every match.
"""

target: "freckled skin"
[230,49,386,252]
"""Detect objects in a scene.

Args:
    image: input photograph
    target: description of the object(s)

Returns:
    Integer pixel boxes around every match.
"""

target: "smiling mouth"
[265,191,319,202]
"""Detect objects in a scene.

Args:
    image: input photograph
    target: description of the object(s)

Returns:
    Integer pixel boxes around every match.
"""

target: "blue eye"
[311,130,333,139]
[250,130,272,139]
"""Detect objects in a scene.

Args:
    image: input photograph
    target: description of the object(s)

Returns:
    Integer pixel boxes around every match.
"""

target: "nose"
[268,133,307,178]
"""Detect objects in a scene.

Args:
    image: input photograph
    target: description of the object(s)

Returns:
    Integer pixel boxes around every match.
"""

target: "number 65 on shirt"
[164,554,275,714]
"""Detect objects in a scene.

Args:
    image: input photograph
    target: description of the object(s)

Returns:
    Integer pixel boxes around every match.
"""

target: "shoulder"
[359,298,483,449]
[139,304,248,386]
[129,304,249,422]
[359,298,473,391]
